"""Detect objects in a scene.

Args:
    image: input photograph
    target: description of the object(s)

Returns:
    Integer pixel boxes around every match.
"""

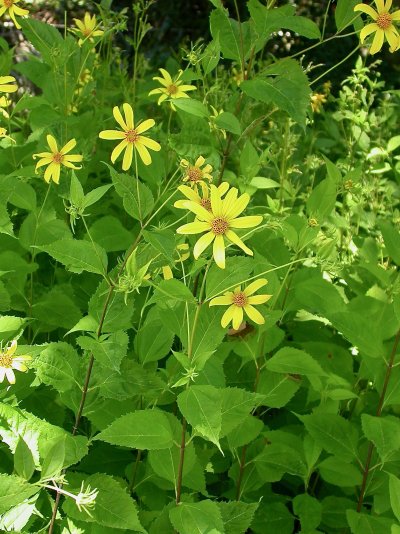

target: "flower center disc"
[0,353,12,368]
[211,217,229,235]
[4,0,13,7]
[53,152,63,164]
[126,129,139,143]
[232,292,247,307]
[188,167,202,182]
[83,28,92,36]
[377,12,392,29]
[200,198,211,210]
[167,84,178,95]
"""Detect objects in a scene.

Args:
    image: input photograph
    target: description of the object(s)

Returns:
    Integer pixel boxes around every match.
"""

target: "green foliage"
[0,0,399,531]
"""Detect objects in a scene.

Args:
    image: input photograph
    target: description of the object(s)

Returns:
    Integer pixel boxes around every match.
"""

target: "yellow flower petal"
[210,185,223,216]
[122,142,134,170]
[230,215,263,229]
[221,305,236,328]
[5,340,17,357]
[182,200,213,222]
[193,231,215,258]
[209,294,233,306]
[244,304,265,325]
[232,306,244,330]
[177,221,210,235]
[47,134,58,154]
[113,105,127,130]
[360,23,379,43]
[5,368,15,384]
[213,234,226,269]
[123,103,134,130]
[247,294,272,305]
[225,230,253,256]
[243,278,268,296]
[370,28,385,53]
[99,129,126,140]
[226,193,250,220]
[60,138,77,155]
[138,135,161,151]
[135,141,152,166]
[111,140,128,164]
[354,3,378,19]
[136,119,155,134]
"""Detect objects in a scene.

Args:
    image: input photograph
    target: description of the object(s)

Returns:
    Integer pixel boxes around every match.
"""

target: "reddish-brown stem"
[357,328,400,512]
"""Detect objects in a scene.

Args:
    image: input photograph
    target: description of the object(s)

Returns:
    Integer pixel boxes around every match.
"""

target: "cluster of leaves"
[0,0,399,533]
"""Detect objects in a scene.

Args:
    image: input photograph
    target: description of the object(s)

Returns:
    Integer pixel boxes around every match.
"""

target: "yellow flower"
[148,69,196,111]
[0,95,11,118]
[0,340,31,385]
[0,127,15,143]
[311,93,327,113]
[33,135,83,184]
[180,156,213,188]
[174,181,229,212]
[0,75,17,94]
[99,103,161,169]
[0,0,28,30]
[354,0,400,54]
[73,12,104,45]
[209,279,272,330]
[209,106,227,140]
[177,184,263,269]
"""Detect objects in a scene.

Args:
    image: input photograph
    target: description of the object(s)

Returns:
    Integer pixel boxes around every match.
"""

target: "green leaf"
[206,256,253,299]
[83,184,113,208]
[265,347,327,376]
[361,414,400,463]
[335,0,361,31]
[257,369,300,408]
[293,494,321,531]
[250,177,280,189]
[174,99,209,117]
[218,501,259,534]
[227,415,263,449]
[214,112,241,135]
[318,457,362,487]
[307,177,337,221]
[241,59,310,128]
[77,331,128,372]
[300,413,359,462]
[89,279,134,333]
[8,180,37,211]
[0,474,38,514]
[135,315,174,364]
[95,410,174,450]
[202,39,220,74]
[88,216,132,253]
[254,437,307,481]
[41,437,66,479]
[32,287,82,331]
[14,437,35,481]
[177,385,222,449]
[379,220,400,265]
[143,228,176,260]
[34,342,80,393]
[0,315,26,336]
[62,473,145,531]
[220,387,264,437]
[389,474,400,522]
[169,500,224,534]
[346,510,393,534]
[152,279,197,307]
[251,502,294,534]
[36,238,108,275]
[210,9,253,62]
[19,18,64,64]
[108,164,154,221]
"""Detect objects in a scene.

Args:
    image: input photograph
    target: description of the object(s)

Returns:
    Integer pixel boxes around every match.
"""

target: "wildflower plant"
[0,0,399,533]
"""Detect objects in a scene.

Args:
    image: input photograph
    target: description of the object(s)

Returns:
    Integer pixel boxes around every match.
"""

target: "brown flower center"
[200,198,211,211]
[167,84,178,95]
[376,12,392,29]
[232,292,247,307]
[4,0,13,7]
[211,217,229,235]
[187,167,202,182]
[52,152,64,164]
[125,129,139,143]
[0,352,12,368]
[83,28,92,37]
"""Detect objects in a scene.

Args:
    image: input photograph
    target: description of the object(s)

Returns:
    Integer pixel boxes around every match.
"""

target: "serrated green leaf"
[218,501,259,534]
[34,342,80,393]
[41,437,66,480]
[77,331,128,372]
[361,414,400,463]
[135,316,174,364]
[174,99,209,117]
[108,164,154,221]
[169,500,224,534]
[14,437,35,481]
[95,410,174,449]
[265,347,327,376]
[214,112,241,135]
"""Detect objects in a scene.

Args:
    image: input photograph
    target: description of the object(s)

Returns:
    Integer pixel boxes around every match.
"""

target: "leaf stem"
[357,328,400,512]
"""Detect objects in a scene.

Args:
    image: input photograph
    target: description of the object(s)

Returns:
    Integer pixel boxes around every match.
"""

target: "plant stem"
[357,328,400,512]
[175,418,187,504]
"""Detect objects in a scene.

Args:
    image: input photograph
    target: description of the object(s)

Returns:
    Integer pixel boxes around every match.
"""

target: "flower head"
[177,184,262,269]
[174,181,229,212]
[73,12,104,45]
[311,93,327,113]
[210,279,272,330]
[0,95,11,118]
[33,135,83,184]
[148,69,196,111]
[0,340,31,385]
[0,127,15,143]
[180,156,213,188]
[0,75,17,94]
[354,0,400,54]
[99,103,161,169]
[0,0,28,29]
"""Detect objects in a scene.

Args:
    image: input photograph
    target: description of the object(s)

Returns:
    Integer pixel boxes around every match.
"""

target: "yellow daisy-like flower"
[0,75,17,94]
[99,103,161,169]
[0,340,31,385]
[0,0,28,30]
[210,279,272,330]
[180,156,213,188]
[354,0,400,54]
[174,181,229,212]
[33,135,83,185]
[0,127,15,143]
[148,69,196,111]
[73,12,104,45]
[176,184,263,269]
